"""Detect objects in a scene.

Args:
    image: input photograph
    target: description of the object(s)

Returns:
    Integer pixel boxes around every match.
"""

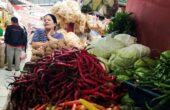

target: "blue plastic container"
[123,80,170,110]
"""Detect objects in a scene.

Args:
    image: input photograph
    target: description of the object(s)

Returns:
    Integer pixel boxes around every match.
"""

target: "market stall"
[3,0,170,110]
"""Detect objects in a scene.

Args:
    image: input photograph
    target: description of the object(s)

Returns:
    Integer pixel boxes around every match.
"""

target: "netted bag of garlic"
[51,0,81,24]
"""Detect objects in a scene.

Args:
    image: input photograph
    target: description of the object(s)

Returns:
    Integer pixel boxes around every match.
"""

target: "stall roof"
[12,4,24,10]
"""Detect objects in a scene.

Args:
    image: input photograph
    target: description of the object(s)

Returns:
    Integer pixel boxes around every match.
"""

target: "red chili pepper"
[78,87,100,94]
[33,104,41,110]
[36,104,46,110]
[10,48,124,109]
[74,90,80,99]
[55,106,62,110]
[59,100,81,106]
[51,91,59,102]
[92,92,110,98]
[71,104,77,110]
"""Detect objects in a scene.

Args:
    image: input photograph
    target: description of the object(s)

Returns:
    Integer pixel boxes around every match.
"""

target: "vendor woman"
[32,14,63,48]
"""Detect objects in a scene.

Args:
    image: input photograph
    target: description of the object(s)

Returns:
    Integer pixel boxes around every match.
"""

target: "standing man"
[4,17,27,71]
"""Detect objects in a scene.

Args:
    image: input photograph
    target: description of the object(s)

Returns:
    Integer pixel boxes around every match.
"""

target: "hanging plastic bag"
[20,50,27,61]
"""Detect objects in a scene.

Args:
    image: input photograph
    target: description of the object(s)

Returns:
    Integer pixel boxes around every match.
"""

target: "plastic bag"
[87,36,125,59]
[20,50,27,61]
[114,34,137,46]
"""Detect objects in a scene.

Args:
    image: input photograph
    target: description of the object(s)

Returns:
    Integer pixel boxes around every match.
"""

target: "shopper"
[4,17,27,71]
[32,14,63,48]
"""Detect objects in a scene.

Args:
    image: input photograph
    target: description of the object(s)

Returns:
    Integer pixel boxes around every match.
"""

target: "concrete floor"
[0,69,21,109]
[0,43,32,110]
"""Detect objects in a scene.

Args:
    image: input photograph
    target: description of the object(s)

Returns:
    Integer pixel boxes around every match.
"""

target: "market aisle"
[0,43,32,109]
[0,69,21,110]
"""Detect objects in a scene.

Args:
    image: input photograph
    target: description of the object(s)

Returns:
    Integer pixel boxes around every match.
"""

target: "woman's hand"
[47,29,56,41]
[32,42,47,49]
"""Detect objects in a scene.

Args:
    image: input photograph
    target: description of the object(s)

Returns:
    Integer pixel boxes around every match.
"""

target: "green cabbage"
[109,44,151,68]
[87,36,125,59]
[97,57,110,72]
[113,34,137,46]
[134,57,156,69]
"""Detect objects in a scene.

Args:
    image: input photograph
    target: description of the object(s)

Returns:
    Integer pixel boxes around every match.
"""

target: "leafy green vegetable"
[83,0,91,5]
[109,44,150,68]
[92,0,102,11]
[117,75,130,81]
[160,50,170,61]
[106,12,137,36]
[81,0,118,18]
[134,57,156,69]
[81,4,93,14]
[135,50,170,110]
[87,36,125,59]
[97,57,110,72]
[113,34,137,46]
[121,93,135,106]
[136,67,151,73]
[110,66,134,77]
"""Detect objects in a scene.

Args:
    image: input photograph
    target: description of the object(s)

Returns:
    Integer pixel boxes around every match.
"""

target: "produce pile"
[134,50,170,109]
[31,31,87,61]
[10,48,125,109]
[136,50,170,90]
[32,99,122,110]
[51,0,108,35]
[87,34,151,79]
[106,12,136,36]
[81,0,118,18]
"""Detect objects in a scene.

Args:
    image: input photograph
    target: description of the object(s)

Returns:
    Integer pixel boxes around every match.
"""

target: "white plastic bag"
[114,34,137,46]
[20,50,27,61]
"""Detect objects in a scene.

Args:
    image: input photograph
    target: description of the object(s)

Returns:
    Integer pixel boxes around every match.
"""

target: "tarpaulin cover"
[12,5,23,10]
[126,0,170,57]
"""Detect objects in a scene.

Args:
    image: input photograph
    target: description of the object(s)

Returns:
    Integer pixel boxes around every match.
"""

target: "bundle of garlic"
[51,0,81,23]
[51,0,108,36]
[58,29,87,48]
[86,15,108,35]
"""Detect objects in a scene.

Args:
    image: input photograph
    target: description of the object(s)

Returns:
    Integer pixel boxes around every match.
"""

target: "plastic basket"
[123,80,170,110]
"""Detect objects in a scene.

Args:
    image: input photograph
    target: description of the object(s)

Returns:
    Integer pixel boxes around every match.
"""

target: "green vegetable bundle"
[135,50,170,110]
[136,50,170,91]
[106,12,137,36]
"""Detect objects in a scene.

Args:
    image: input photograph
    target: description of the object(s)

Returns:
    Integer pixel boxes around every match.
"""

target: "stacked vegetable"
[81,0,118,18]
[51,0,108,35]
[32,98,132,110]
[133,50,170,110]
[10,48,125,109]
[136,50,170,91]
[87,34,151,81]
[106,12,136,36]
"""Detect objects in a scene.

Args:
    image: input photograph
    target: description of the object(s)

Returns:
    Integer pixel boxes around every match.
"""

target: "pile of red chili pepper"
[10,48,125,109]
